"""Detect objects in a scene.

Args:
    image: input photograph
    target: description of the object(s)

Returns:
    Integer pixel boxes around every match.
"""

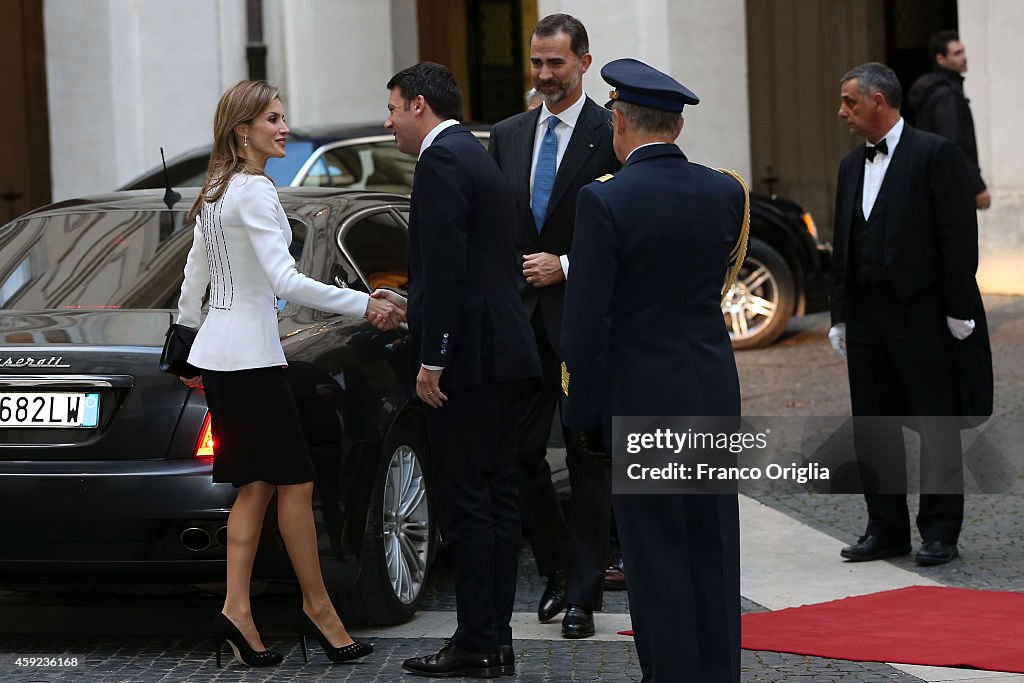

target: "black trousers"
[847,281,964,544]
[427,380,528,653]
[518,309,611,608]
[614,493,740,683]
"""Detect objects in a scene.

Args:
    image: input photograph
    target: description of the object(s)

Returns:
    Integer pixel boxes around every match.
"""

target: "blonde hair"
[187,80,280,221]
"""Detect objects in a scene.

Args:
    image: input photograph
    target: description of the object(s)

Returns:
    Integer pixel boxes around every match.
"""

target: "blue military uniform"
[560,59,744,682]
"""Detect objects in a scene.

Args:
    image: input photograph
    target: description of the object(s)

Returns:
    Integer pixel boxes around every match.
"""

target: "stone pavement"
[1,296,1021,682]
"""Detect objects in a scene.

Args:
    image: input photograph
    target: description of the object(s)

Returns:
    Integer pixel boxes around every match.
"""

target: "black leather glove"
[570,429,611,464]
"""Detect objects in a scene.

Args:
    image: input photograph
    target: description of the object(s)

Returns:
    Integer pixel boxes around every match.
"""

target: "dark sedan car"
[123,126,830,349]
[0,188,430,625]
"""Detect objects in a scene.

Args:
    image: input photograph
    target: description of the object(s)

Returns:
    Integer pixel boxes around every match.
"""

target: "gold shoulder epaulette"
[561,362,570,396]
[595,174,615,183]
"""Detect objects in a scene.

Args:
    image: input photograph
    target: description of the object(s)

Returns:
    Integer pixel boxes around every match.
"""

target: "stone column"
[538,0,751,179]
[44,0,246,200]
[264,0,396,127]
[959,0,1024,294]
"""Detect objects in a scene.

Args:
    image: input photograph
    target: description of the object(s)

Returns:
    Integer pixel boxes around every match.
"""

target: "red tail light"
[195,413,215,459]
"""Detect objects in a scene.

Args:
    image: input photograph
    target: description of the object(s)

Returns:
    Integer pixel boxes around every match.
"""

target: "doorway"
[0,0,52,221]
[416,0,535,123]
[745,0,956,243]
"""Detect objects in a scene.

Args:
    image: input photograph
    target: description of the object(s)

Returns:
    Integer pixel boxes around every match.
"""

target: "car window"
[265,141,314,186]
[301,149,358,188]
[300,142,416,194]
[338,209,409,294]
[0,210,192,310]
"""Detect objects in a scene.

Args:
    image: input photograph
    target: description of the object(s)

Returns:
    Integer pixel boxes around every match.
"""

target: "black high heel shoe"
[209,613,284,668]
[296,611,373,663]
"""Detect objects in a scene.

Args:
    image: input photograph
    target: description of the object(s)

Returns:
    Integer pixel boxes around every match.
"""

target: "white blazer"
[176,172,369,371]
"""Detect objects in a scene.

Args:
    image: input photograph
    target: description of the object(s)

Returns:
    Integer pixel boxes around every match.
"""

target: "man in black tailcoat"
[830,62,992,567]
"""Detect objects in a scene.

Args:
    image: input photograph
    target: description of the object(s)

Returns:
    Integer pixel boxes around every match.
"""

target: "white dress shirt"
[177,172,369,371]
[529,92,586,277]
[419,119,460,159]
[862,117,904,219]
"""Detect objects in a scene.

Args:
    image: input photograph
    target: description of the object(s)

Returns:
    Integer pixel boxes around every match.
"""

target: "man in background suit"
[830,62,991,567]
[489,13,619,638]
[561,58,745,683]
[382,62,541,678]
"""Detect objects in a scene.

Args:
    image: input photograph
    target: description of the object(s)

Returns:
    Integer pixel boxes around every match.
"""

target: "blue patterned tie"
[532,116,560,233]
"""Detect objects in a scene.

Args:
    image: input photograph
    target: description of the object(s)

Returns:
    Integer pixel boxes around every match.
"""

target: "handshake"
[366,289,408,331]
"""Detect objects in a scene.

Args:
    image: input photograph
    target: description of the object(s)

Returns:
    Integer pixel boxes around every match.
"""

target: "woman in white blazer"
[177,80,395,668]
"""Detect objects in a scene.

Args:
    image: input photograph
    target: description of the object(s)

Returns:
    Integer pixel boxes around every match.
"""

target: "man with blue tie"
[489,13,619,638]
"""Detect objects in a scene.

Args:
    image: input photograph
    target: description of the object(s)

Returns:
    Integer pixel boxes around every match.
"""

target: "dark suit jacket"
[560,144,743,445]
[489,97,619,353]
[830,123,992,419]
[407,123,541,390]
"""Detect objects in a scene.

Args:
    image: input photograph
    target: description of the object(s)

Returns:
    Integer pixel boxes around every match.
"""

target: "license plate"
[0,392,101,428]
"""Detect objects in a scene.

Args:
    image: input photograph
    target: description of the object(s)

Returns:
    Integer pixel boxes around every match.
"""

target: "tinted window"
[339,210,408,293]
[301,141,417,194]
[0,211,192,310]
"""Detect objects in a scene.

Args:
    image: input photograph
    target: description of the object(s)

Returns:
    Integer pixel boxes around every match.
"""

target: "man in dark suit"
[830,62,991,567]
[381,62,541,678]
[562,58,744,683]
[488,13,619,637]
[907,30,990,210]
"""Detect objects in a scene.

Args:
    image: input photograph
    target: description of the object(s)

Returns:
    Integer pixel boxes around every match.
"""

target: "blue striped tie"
[532,116,560,233]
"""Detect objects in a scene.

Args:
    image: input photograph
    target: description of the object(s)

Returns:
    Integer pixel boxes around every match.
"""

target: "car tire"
[333,418,433,625]
[722,237,796,349]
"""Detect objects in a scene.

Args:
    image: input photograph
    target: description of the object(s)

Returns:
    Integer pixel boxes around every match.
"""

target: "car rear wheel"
[334,418,433,625]
[722,237,796,349]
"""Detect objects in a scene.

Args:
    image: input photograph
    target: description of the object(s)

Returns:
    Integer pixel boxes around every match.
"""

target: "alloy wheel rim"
[722,256,779,339]
[382,444,430,604]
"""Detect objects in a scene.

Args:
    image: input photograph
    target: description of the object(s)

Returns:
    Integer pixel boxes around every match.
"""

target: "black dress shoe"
[561,604,595,639]
[537,569,567,622]
[839,535,911,562]
[498,644,515,676]
[402,642,501,678]
[916,540,959,566]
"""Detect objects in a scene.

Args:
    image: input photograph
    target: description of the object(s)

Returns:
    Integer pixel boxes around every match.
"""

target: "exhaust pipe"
[214,525,228,548]
[180,527,211,552]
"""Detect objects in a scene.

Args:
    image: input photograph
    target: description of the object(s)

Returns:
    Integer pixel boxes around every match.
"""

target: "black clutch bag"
[160,324,200,378]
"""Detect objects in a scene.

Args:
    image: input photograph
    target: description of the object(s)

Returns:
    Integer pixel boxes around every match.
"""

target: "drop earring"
[243,134,248,148]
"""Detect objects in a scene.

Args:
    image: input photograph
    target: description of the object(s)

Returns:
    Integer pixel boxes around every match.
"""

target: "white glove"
[946,316,976,340]
[828,324,847,359]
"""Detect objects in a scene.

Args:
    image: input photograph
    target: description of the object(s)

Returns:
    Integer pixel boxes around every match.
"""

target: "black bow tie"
[865,139,888,162]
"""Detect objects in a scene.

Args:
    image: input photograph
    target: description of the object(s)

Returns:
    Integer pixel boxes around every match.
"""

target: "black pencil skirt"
[201,366,315,488]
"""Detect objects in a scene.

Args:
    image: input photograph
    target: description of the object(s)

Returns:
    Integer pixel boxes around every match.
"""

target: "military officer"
[561,58,746,682]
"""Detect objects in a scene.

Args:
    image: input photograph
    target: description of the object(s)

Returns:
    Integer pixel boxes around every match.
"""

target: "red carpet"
[741,586,1024,673]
